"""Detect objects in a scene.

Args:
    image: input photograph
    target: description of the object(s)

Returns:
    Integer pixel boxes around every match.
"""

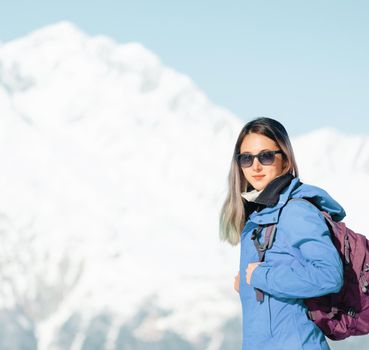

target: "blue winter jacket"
[239,176,345,350]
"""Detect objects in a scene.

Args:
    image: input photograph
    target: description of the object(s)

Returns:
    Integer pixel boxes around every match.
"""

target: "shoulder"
[284,197,322,215]
[279,198,327,228]
[278,198,331,244]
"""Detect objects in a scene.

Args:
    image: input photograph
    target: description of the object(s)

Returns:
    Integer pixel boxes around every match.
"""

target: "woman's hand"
[246,262,262,285]
[234,271,240,293]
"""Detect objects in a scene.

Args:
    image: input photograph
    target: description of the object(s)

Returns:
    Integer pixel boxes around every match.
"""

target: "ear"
[282,159,289,170]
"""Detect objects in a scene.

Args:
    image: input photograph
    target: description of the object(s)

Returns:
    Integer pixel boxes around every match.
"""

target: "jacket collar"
[254,173,295,207]
[246,174,302,225]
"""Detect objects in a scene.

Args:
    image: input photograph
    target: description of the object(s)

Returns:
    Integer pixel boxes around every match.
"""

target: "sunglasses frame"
[236,150,283,168]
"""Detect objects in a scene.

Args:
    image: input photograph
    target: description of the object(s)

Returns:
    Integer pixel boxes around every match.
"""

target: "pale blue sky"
[1,0,368,136]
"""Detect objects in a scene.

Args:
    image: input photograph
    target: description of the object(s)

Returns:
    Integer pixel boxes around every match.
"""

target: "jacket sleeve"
[249,200,344,299]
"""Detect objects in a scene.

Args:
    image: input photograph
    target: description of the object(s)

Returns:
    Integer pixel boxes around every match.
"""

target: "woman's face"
[239,133,286,191]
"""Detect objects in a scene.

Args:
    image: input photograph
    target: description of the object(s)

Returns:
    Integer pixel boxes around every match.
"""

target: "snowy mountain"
[0,22,368,350]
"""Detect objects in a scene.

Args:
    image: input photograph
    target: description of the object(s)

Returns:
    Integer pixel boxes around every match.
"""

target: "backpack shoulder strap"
[251,224,277,302]
[251,224,277,258]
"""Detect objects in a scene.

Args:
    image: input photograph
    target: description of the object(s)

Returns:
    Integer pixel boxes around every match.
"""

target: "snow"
[0,21,368,350]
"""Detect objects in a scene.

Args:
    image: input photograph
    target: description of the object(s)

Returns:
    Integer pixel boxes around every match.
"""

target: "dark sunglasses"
[236,150,283,168]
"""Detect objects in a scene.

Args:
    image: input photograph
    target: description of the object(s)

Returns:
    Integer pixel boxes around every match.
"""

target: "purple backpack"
[252,198,369,340]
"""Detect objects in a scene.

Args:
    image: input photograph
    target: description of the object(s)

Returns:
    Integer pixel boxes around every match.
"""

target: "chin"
[251,178,270,191]
[249,182,264,191]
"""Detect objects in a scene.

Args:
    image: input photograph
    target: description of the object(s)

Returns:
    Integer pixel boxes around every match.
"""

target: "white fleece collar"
[241,188,264,202]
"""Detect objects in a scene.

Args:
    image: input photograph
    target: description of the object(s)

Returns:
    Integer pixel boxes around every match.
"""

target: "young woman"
[219,117,345,350]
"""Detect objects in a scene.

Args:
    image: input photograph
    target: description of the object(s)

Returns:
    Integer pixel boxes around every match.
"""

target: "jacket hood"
[290,181,346,222]
[248,176,346,224]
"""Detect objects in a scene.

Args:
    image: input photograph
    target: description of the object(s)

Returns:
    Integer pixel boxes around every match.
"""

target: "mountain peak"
[1,21,161,76]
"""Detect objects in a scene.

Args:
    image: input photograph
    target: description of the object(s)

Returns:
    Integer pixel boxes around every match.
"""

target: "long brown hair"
[218,117,299,245]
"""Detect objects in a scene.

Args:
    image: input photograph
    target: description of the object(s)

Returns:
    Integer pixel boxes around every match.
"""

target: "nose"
[252,157,263,171]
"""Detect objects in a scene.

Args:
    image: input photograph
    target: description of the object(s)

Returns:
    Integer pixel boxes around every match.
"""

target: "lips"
[253,175,265,180]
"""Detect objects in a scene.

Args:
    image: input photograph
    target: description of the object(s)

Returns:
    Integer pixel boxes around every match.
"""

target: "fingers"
[245,262,261,285]
[234,263,261,291]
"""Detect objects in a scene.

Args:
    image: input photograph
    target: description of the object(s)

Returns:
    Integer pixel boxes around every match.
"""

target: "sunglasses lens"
[238,154,253,167]
[259,151,275,165]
